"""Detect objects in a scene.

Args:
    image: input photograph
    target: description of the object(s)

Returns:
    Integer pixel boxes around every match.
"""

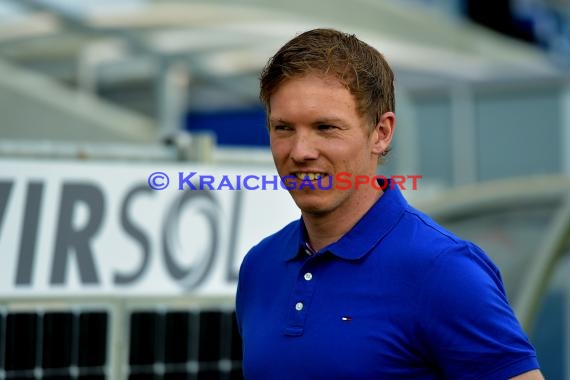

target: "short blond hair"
[260,28,395,130]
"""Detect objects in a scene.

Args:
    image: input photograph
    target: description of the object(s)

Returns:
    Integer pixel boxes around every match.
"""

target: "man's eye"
[274,125,292,131]
[318,124,335,131]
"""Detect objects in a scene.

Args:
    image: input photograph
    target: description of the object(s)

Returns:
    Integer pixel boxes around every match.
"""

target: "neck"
[303,189,383,251]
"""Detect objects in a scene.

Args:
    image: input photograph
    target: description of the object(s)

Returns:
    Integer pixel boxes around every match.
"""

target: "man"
[235,28,543,379]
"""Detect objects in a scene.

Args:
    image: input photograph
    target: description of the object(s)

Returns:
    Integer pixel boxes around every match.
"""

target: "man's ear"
[371,111,395,155]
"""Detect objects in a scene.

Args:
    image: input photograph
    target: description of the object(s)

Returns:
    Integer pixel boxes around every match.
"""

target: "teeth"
[295,173,325,181]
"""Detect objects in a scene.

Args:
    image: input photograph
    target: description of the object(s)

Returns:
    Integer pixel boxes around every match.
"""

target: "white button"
[295,302,304,311]
[304,273,313,281]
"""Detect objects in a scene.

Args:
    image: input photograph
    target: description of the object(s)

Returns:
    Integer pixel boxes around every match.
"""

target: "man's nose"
[290,133,319,163]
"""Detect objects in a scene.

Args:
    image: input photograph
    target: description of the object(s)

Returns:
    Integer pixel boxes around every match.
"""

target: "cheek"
[270,141,289,161]
[333,142,366,163]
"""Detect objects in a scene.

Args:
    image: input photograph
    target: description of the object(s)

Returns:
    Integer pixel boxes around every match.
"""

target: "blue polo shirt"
[235,184,540,379]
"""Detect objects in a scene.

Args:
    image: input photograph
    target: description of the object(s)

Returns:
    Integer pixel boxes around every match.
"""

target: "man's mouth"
[293,172,329,181]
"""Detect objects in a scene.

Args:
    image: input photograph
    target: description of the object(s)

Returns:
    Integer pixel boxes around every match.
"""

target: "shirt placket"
[283,256,318,337]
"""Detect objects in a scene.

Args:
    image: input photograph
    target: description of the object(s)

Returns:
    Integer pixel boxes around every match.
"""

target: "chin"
[290,193,335,216]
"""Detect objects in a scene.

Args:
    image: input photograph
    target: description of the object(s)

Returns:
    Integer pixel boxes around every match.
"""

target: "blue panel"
[185,108,269,147]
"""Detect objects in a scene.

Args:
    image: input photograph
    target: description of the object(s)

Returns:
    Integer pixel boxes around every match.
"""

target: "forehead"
[270,74,353,104]
[268,74,366,125]
[270,74,352,107]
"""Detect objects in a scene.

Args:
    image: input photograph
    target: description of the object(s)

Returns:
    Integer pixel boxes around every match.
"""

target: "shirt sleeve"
[235,246,255,338]
[417,242,540,379]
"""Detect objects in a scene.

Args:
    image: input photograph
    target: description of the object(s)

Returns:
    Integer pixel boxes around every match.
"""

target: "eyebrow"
[268,117,346,126]
[268,118,290,125]
[312,117,345,126]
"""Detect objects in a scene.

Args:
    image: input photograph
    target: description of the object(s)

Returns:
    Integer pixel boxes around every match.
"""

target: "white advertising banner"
[0,159,299,298]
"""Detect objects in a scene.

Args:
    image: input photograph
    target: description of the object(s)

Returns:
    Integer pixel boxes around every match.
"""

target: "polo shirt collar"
[285,180,408,261]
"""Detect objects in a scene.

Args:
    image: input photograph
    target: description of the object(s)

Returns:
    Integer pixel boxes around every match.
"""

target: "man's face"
[269,74,389,217]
